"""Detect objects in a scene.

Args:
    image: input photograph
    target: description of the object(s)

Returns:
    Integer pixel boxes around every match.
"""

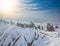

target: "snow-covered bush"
[29,22,35,28]
[55,25,58,29]
[16,22,36,28]
[16,23,24,28]
[46,23,55,31]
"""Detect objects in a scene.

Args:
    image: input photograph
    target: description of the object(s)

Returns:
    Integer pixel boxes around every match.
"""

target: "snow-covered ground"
[0,20,60,46]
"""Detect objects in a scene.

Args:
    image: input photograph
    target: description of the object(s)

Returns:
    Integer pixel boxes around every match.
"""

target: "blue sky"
[16,0,60,23]
[25,0,60,11]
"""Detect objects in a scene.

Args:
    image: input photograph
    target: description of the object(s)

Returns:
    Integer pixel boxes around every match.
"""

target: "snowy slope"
[0,21,60,46]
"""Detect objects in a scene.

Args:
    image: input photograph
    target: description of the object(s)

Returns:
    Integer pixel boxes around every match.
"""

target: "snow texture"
[0,20,60,46]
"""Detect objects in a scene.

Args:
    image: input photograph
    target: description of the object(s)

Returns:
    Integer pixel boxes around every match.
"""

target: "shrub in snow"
[29,22,35,28]
[37,25,40,29]
[16,22,36,28]
[35,26,40,30]
[16,23,24,28]
[46,23,55,31]
[16,22,20,26]
[23,23,27,28]
[55,25,58,29]
[35,27,38,30]
[10,21,14,25]
[42,26,44,30]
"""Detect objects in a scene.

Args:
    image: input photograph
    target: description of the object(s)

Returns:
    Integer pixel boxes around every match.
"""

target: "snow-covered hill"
[0,20,60,46]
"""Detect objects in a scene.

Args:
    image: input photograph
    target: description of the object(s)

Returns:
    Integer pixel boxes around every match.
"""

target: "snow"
[32,34,50,46]
[3,35,12,46]
[48,38,60,46]
[0,20,60,46]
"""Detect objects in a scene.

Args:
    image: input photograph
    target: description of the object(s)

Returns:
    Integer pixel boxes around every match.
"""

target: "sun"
[0,0,18,19]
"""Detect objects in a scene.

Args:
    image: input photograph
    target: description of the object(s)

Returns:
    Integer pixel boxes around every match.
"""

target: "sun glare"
[0,0,18,19]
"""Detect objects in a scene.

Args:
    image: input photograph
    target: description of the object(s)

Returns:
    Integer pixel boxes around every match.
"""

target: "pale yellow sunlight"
[0,0,18,19]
